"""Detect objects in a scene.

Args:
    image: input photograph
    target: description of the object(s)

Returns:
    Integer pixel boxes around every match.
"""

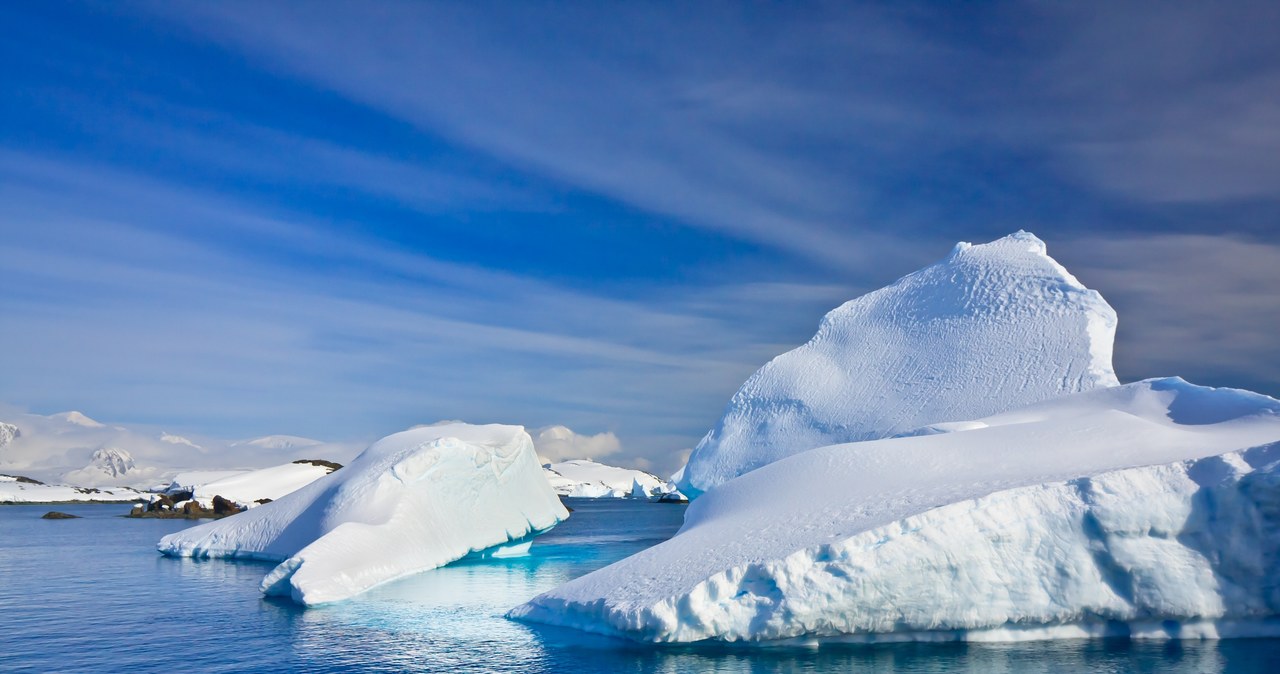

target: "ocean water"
[2,500,1279,673]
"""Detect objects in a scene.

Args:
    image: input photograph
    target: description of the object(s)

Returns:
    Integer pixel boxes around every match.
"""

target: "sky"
[2,1,1278,476]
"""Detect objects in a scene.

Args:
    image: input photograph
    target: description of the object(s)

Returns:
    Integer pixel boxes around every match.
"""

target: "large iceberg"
[512,379,1280,642]
[679,231,1118,496]
[159,423,568,606]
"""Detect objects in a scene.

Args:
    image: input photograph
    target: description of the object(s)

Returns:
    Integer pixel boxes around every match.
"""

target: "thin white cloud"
[1056,234,1280,391]
[0,152,866,469]
[143,1,948,268]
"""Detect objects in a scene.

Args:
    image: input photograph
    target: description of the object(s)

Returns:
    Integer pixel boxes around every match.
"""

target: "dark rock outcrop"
[128,493,243,519]
[41,511,80,519]
[2,474,45,485]
[293,459,343,472]
[212,495,243,516]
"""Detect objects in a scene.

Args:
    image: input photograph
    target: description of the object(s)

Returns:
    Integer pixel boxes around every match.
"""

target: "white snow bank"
[158,423,568,606]
[679,231,1118,496]
[162,470,250,493]
[543,459,667,499]
[190,461,339,506]
[0,405,359,489]
[512,379,1280,642]
[0,474,144,503]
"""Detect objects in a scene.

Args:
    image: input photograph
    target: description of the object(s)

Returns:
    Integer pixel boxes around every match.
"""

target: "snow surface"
[190,461,338,506]
[512,379,1280,642]
[0,408,358,489]
[0,474,145,503]
[679,232,1119,496]
[162,470,251,493]
[543,459,667,498]
[158,423,568,606]
[232,434,324,451]
[156,463,339,508]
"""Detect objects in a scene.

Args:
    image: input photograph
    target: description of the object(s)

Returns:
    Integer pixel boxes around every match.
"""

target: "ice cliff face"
[679,231,1118,496]
[512,379,1280,642]
[158,423,568,606]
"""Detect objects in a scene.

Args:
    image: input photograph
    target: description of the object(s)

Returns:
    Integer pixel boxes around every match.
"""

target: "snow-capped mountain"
[231,435,325,451]
[679,231,1118,496]
[0,407,358,489]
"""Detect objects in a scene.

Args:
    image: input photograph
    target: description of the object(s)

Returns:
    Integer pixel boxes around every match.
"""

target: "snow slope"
[512,379,1280,642]
[543,459,668,498]
[158,423,568,606]
[0,406,357,489]
[186,461,340,506]
[679,232,1118,496]
[1,474,145,503]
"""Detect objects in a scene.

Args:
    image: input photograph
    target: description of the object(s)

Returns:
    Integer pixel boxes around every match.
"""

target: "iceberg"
[679,231,1118,496]
[511,379,1280,642]
[158,423,568,606]
[543,459,668,499]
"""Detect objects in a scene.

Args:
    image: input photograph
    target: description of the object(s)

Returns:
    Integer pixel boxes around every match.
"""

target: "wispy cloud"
[5,1,1279,474]
[1033,2,1280,203]
[0,152,856,465]
[1057,234,1280,395]
[144,1,958,267]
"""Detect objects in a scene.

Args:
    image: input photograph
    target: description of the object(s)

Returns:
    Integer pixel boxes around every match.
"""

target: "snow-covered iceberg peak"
[679,231,1118,496]
[158,423,568,606]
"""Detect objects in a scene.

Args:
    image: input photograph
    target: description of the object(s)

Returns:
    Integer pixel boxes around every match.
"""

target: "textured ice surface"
[512,379,1280,642]
[679,232,1118,496]
[159,423,568,606]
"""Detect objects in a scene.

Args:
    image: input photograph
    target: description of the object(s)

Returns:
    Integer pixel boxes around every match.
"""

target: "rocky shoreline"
[127,491,248,519]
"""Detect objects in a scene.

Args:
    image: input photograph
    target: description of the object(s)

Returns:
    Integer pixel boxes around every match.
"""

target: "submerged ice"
[159,423,567,606]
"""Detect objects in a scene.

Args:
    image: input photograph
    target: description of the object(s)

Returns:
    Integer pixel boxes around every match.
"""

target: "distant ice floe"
[543,459,682,500]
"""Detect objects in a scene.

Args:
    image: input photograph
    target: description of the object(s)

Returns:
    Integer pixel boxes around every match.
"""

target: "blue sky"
[2,1,1278,474]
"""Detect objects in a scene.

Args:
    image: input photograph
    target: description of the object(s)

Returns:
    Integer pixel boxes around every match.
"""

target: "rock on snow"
[512,378,1280,642]
[679,231,1118,496]
[158,423,568,606]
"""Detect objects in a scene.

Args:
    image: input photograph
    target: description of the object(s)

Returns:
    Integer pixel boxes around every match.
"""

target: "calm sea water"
[2,500,1279,673]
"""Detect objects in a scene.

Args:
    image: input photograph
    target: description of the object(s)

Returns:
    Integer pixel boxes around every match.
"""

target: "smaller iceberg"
[158,423,568,606]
